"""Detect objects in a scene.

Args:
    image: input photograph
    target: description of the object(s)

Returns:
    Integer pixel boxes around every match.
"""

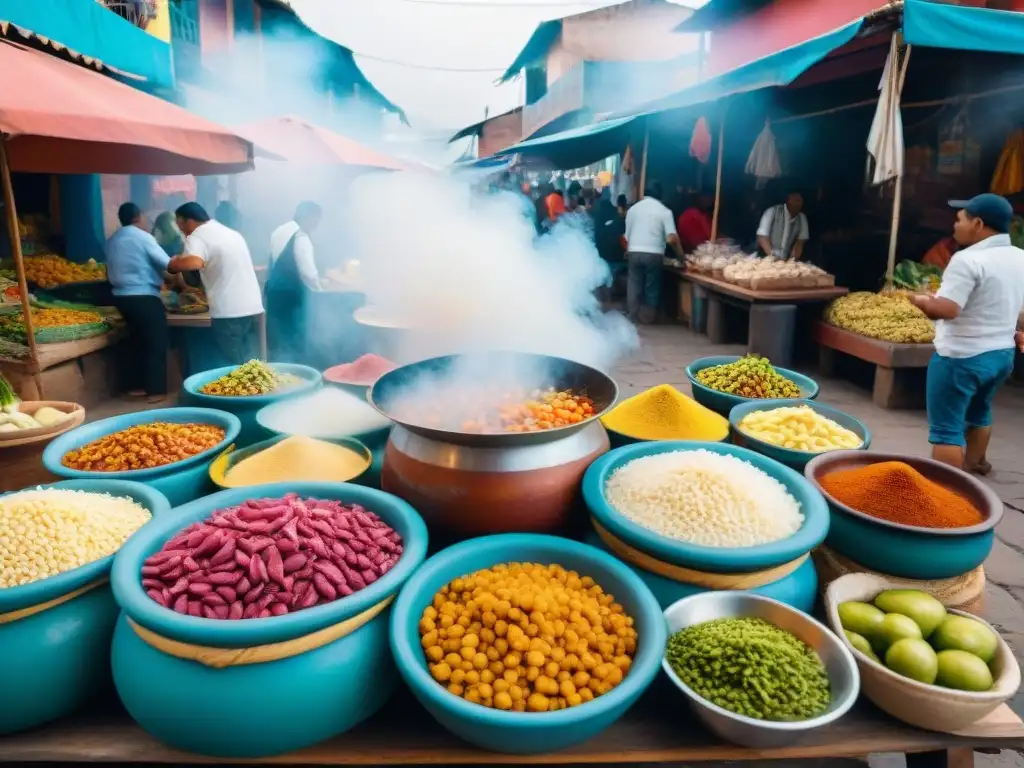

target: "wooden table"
[667,269,849,367]
[166,310,212,329]
[0,330,123,403]
[813,322,934,409]
[2,691,1021,766]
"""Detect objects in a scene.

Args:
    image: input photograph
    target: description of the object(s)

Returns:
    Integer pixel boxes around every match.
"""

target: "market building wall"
[479,111,525,158]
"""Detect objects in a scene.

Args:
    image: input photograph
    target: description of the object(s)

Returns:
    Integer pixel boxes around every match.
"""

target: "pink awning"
[0,39,254,175]
[238,115,408,171]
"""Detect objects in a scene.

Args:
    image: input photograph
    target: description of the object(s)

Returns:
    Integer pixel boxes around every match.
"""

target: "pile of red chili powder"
[324,354,396,386]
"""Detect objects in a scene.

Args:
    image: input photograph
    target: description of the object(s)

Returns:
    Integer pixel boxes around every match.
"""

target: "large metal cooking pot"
[372,352,617,536]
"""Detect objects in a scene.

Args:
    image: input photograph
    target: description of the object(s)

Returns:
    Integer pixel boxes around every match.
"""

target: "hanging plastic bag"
[745,121,781,189]
[689,117,712,164]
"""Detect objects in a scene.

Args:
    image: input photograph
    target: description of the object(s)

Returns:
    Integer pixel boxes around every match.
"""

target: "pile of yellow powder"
[0,489,152,587]
[223,435,369,487]
[601,384,729,441]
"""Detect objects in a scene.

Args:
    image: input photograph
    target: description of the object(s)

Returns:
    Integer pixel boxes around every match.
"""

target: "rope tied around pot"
[127,595,393,668]
[591,519,807,589]
[0,578,108,625]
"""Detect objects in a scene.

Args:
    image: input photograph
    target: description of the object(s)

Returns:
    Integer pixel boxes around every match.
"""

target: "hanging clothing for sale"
[745,122,782,188]
[866,35,905,185]
[689,117,712,164]
[612,145,636,204]
[265,230,312,365]
[991,129,1024,196]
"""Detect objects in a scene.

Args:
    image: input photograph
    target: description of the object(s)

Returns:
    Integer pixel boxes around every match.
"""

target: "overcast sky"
[291,0,702,132]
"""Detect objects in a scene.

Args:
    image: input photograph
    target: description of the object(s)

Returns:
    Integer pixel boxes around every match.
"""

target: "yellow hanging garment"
[991,129,1024,196]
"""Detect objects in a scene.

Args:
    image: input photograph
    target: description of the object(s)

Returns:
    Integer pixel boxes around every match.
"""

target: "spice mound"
[601,384,728,441]
[62,422,225,472]
[223,436,369,487]
[739,405,862,453]
[820,461,984,529]
[22,255,106,289]
[0,489,151,587]
[419,562,637,712]
[666,617,831,721]
[142,494,403,619]
[604,450,804,548]
[324,353,397,386]
[393,387,596,434]
[695,355,801,399]
[199,359,302,397]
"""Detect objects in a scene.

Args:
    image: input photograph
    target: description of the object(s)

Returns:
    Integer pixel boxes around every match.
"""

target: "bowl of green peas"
[661,592,860,748]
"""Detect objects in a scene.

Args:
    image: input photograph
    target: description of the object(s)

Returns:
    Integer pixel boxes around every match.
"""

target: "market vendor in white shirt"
[756,189,809,260]
[170,202,265,366]
[266,201,324,363]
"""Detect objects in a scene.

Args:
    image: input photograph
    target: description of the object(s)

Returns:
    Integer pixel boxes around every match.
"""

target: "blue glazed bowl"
[41,408,240,507]
[729,399,871,471]
[110,482,427,757]
[582,529,818,614]
[182,363,323,447]
[207,435,372,490]
[390,533,666,755]
[686,356,820,416]
[0,480,169,735]
[583,441,829,573]
[806,451,1002,580]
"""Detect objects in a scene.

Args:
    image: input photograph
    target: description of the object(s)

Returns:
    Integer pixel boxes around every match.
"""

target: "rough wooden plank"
[813,322,933,369]
[166,311,213,329]
[681,271,849,304]
[2,700,1021,765]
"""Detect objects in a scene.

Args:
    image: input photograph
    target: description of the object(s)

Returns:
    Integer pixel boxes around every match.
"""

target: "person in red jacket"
[677,193,714,252]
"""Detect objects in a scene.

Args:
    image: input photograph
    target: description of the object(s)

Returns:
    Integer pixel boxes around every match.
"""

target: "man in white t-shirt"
[910,194,1024,472]
[170,202,265,366]
[756,189,809,260]
[624,180,684,324]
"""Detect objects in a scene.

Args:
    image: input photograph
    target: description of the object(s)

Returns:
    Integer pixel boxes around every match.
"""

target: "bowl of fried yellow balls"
[728,399,871,470]
[389,533,666,754]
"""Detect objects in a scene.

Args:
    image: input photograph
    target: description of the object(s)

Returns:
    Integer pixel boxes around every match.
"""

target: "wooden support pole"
[710,111,726,242]
[0,136,43,398]
[885,43,913,288]
[638,127,650,200]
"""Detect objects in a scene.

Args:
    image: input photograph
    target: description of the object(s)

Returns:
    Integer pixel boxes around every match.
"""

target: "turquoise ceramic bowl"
[182,363,322,447]
[41,408,241,507]
[806,451,1002,580]
[583,441,829,573]
[729,399,871,470]
[686,356,819,416]
[109,481,427,757]
[0,480,169,735]
[583,529,818,613]
[390,534,666,755]
[255,391,393,451]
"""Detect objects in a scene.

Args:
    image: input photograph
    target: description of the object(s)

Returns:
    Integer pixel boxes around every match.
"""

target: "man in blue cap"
[910,193,1024,473]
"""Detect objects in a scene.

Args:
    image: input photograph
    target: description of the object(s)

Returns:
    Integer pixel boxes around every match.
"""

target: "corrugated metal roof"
[449,107,522,143]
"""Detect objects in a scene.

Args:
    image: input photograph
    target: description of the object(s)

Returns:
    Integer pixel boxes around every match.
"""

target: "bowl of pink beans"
[109,482,428,758]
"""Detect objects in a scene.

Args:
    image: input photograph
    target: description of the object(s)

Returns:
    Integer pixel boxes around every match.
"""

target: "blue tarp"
[497,115,642,170]
[903,0,1024,56]
[0,0,173,87]
[613,18,865,119]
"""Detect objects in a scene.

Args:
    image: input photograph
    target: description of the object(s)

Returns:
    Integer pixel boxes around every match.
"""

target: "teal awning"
[0,0,173,87]
[903,0,1024,56]
[615,17,865,118]
[496,115,641,170]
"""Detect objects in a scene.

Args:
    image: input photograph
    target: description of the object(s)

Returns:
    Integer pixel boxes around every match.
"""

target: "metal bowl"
[661,592,859,749]
[370,351,618,448]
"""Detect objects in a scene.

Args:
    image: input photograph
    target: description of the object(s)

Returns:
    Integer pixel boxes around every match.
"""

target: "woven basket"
[813,545,985,616]
[824,573,1020,733]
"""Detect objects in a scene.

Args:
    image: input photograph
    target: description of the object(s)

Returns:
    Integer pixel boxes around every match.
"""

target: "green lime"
[885,638,938,684]
[936,649,994,692]
[845,630,881,662]
[874,589,947,638]
[872,613,923,654]
[932,615,999,664]
[838,601,886,639]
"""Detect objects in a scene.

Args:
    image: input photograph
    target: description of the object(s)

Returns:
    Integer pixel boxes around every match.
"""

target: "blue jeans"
[627,251,663,321]
[926,349,1015,446]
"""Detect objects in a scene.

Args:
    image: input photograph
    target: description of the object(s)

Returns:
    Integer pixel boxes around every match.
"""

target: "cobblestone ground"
[613,326,1024,767]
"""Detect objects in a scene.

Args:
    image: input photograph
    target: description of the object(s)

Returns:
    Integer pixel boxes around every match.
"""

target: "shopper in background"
[105,202,170,402]
[266,201,323,363]
[910,194,1024,474]
[677,193,715,252]
[170,202,264,366]
[624,180,684,324]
